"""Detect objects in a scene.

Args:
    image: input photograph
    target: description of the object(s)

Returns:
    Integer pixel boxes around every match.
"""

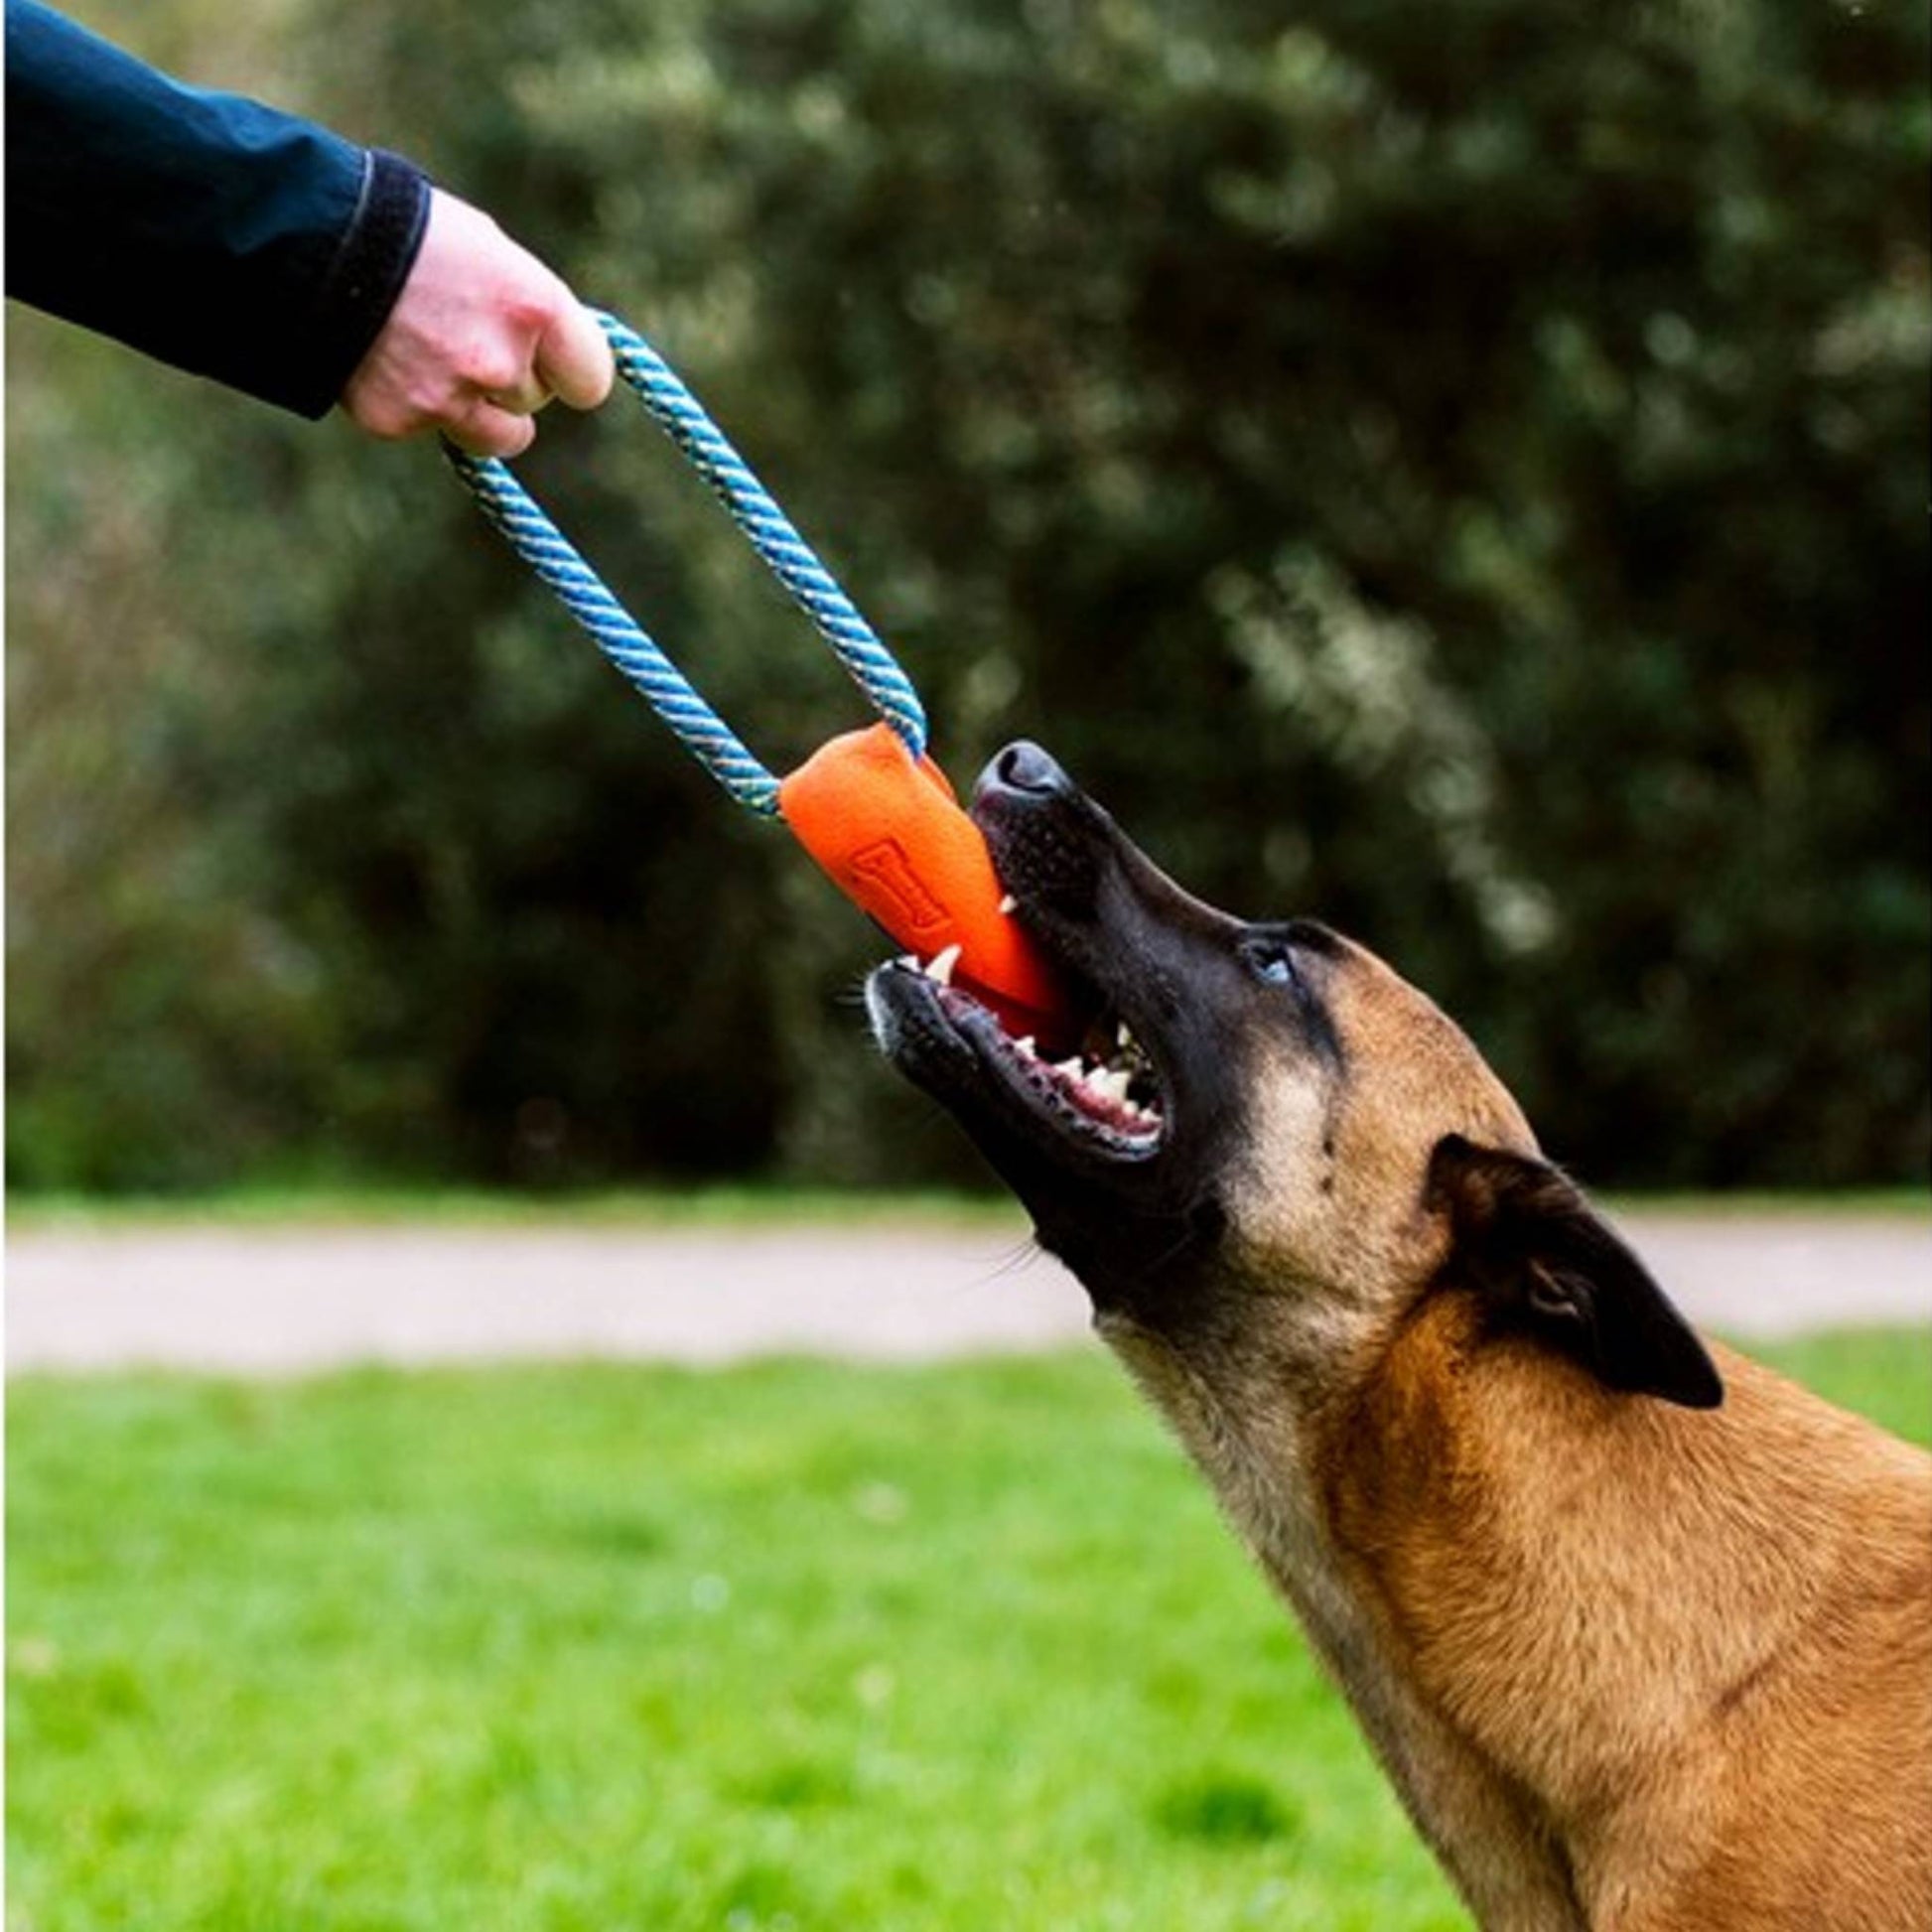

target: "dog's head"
[868,742,1720,1410]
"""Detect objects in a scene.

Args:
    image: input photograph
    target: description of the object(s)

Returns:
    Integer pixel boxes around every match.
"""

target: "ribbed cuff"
[303,148,432,419]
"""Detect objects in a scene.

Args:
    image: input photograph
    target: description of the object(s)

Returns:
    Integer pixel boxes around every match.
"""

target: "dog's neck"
[1101,1300,1587,1927]
[1099,1292,1923,1931]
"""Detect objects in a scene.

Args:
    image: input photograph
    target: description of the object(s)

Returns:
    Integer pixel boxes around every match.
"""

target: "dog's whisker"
[973,1236,1043,1288]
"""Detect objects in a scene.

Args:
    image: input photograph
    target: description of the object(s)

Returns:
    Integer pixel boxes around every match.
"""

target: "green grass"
[8,1180,1925,1232]
[9,1333,1928,1932]
[3,1183,1028,1232]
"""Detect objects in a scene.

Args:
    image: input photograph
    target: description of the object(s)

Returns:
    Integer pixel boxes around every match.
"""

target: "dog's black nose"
[981,740,1073,802]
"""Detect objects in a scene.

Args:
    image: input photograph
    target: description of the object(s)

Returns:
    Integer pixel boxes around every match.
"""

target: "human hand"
[341,188,615,457]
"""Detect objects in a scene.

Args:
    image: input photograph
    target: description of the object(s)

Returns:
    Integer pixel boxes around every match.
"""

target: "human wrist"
[315,151,433,414]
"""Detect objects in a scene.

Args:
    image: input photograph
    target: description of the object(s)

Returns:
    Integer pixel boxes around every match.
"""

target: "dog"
[865,741,1932,1931]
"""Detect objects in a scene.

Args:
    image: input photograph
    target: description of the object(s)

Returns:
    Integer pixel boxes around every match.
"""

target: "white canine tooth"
[997,895,1018,914]
[924,943,963,987]
[1014,1036,1036,1059]
[1116,1021,1134,1049]
[1053,1057,1084,1079]
[1090,1067,1133,1105]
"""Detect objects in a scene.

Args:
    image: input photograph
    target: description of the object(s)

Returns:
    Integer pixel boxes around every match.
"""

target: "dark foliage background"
[8,0,1927,1193]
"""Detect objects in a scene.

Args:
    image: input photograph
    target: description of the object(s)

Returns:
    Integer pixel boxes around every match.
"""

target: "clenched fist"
[341,188,614,457]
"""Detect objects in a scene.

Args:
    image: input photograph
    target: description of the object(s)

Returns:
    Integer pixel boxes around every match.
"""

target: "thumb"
[535,301,616,411]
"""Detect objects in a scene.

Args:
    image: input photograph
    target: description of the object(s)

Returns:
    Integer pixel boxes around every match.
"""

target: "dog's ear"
[1428,1135,1723,1410]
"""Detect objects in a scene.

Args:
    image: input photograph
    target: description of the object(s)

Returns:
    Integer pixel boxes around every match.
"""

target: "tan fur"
[1100,934,1932,1931]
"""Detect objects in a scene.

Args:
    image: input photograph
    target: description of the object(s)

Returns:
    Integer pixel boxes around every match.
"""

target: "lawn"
[9,1332,1929,1932]
[9,1181,1927,1231]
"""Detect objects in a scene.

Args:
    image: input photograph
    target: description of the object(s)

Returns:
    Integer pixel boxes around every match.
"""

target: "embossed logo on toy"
[848,838,948,935]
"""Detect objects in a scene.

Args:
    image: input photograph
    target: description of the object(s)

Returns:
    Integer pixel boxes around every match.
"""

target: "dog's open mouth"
[865,740,1245,1304]
[871,943,1168,1161]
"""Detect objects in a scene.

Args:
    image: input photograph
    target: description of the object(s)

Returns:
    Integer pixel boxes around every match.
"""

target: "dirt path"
[7,1212,1928,1375]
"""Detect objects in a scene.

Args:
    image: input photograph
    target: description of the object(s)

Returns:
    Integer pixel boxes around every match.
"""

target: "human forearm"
[5,0,429,418]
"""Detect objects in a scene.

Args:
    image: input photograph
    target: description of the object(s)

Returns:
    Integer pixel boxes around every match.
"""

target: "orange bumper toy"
[778,724,1083,1052]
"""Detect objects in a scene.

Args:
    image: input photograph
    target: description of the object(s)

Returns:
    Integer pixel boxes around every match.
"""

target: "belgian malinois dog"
[866,742,1932,1931]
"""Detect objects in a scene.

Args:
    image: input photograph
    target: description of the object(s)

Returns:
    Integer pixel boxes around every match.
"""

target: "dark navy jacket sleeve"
[5,0,431,418]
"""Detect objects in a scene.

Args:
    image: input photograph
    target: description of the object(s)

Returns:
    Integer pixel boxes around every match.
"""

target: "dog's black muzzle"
[868,740,1260,1313]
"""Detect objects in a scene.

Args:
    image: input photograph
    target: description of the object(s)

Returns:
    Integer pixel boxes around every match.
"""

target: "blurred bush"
[8,0,1927,1191]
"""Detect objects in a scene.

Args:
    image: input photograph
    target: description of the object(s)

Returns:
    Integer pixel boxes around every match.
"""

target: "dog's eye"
[1243,939,1303,992]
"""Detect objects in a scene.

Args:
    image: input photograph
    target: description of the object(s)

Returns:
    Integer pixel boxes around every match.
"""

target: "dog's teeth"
[1089,1067,1133,1105]
[897,954,919,970]
[997,895,1017,914]
[1117,1021,1133,1049]
[1014,1036,1036,1060]
[1053,1057,1084,1079]
[924,943,963,987]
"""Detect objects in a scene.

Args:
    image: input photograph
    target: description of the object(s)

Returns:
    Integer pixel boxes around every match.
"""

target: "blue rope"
[443,311,927,817]
[445,441,781,813]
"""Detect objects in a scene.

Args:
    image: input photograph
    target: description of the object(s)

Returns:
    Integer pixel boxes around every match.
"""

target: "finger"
[535,301,617,411]
[483,371,554,416]
[442,396,539,460]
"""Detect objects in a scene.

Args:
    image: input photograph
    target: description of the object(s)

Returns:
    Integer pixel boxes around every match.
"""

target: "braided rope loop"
[595,313,927,760]
[444,445,782,814]
[444,311,927,814]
